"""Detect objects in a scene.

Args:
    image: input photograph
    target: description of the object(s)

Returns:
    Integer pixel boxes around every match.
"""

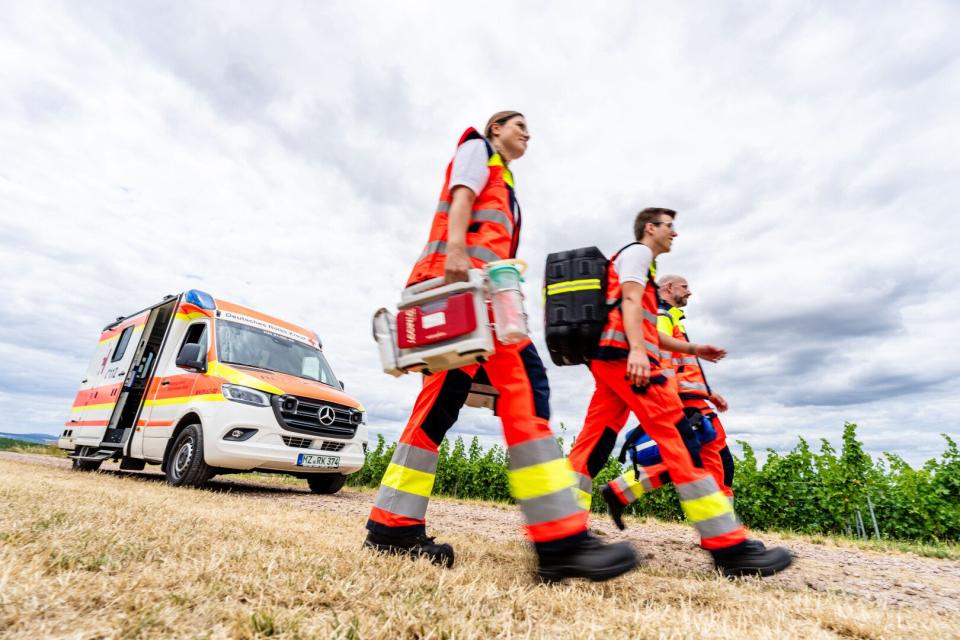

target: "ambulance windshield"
[216,320,338,386]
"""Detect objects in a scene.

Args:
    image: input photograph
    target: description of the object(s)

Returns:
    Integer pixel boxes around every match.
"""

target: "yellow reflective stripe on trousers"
[380,462,435,498]
[573,471,594,510]
[612,467,653,504]
[677,476,733,522]
[681,492,736,522]
[509,458,575,501]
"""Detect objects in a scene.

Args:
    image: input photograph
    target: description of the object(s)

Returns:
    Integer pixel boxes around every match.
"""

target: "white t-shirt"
[449,139,490,195]
[613,243,653,285]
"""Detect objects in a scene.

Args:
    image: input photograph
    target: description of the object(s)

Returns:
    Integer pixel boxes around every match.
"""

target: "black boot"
[600,485,626,531]
[536,534,638,583]
[711,542,792,577]
[363,532,455,568]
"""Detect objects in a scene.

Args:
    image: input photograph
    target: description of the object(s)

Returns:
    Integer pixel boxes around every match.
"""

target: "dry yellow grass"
[1,458,958,640]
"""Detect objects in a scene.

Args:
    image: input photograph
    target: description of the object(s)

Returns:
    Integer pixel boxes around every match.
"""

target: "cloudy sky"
[2,1,958,466]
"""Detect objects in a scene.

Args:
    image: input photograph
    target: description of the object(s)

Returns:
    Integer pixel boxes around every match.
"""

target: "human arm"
[658,333,727,363]
[709,392,729,412]
[620,281,650,387]
[443,186,475,283]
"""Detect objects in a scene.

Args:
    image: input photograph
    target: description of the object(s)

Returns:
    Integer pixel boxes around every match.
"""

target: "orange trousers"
[367,339,589,552]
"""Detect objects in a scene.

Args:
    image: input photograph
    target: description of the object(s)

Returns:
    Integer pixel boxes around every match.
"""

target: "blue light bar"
[184,289,216,310]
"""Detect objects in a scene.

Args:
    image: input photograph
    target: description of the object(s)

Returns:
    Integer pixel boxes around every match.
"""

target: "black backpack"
[543,244,636,366]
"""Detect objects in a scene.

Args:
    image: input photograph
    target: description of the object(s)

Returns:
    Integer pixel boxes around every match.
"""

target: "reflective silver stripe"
[437,201,450,213]
[466,245,501,264]
[693,512,742,539]
[660,350,673,361]
[658,309,671,317]
[517,488,584,525]
[418,240,446,261]
[471,209,514,236]
[605,298,618,306]
[679,381,709,393]
[678,357,698,366]
[416,240,502,265]
[611,476,638,504]
[373,485,429,520]
[600,329,627,344]
[509,436,562,470]
[613,468,653,505]
[643,310,659,324]
[676,476,721,502]
[634,468,654,494]
[644,339,660,354]
[661,368,676,378]
[575,472,593,494]
[391,443,438,474]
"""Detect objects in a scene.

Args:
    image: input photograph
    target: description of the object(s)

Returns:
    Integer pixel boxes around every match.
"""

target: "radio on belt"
[372,262,528,382]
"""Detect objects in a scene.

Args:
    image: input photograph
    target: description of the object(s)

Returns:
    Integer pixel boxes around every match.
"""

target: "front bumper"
[201,402,367,474]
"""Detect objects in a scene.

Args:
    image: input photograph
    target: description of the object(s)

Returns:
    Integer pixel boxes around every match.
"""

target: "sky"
[2,1,958,467]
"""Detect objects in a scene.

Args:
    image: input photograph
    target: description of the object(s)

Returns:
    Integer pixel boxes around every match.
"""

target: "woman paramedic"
[364,111,639,582]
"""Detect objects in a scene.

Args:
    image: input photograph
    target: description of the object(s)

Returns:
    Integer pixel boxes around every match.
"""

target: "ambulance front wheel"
[165,423,211,488]
[306,473,346,494]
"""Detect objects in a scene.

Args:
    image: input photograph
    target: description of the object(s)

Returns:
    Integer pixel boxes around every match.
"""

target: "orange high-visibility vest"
[658,304,711,400]
[594,245,666,377]
[406,128,520,287]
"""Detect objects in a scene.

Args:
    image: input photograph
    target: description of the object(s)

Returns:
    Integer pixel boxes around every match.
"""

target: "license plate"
[297,453,339,469]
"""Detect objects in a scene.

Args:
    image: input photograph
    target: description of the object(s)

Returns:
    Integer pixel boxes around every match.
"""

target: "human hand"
[443,243,471,283]
[626,349,651,388]
[694,344,726,362]
[710,393,729,412]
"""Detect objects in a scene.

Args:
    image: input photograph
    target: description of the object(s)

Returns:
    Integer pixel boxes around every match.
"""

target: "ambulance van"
[59,290,367,494]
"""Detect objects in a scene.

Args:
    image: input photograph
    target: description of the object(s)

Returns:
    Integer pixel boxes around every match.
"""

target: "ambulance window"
[111,326,134,363]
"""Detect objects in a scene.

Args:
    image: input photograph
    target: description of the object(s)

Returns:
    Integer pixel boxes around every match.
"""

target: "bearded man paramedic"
[364,111,637,582]
[568,207,792,577]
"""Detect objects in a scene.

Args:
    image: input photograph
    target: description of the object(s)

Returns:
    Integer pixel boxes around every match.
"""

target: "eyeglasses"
[649,221,676,230]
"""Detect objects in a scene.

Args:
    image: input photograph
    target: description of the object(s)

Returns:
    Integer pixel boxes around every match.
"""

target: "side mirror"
[339,380,346,391]
[176,343,207,372]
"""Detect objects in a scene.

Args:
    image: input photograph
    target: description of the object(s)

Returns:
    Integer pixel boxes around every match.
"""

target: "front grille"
[320,441,345,452]
[282,436,313,449]
[272,395,361,439]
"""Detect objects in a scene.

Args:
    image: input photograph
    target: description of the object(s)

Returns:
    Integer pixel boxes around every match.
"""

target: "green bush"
[347,424,959,543]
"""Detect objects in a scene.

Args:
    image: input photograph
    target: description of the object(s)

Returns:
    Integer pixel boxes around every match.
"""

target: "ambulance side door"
[136,320,208,461]
[71,324,140,447]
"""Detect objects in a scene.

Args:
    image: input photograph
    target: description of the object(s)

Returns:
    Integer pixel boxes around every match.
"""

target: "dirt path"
[5,451,958,615]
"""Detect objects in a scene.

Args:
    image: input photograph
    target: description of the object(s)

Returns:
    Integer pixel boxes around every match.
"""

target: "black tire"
[71,457,103,472]
[165,424,211,487]
[306,473,347,495]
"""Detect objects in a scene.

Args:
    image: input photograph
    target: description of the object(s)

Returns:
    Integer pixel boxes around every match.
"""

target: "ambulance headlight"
[222,384,270,407]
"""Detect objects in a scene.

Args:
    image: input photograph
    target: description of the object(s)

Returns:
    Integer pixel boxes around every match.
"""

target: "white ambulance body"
[59,290,367,494]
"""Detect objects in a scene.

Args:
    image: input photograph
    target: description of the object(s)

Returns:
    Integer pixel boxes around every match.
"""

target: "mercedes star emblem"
[317,406,336,426]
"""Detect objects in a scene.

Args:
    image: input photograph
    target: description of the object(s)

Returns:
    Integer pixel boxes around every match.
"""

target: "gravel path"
[5,450,958,614]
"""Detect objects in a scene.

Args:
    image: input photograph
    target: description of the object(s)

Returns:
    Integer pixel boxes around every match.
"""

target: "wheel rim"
[173,437,194,477]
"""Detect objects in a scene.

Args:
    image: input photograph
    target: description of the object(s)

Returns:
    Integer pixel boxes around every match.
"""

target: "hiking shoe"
[536,534,638,583]
[712,543,792,577]
[363,532,455,568]
[601,485,626,531]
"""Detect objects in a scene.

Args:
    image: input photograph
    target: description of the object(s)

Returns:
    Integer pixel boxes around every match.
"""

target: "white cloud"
[1,2,958,468]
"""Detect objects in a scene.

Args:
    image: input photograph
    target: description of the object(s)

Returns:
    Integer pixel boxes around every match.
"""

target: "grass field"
[2,457,959,639]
